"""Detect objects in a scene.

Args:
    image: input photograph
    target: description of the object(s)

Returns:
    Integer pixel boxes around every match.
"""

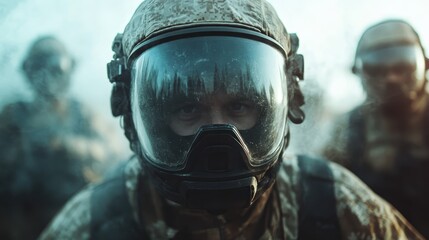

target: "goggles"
[356,45,425,80]
[26,54,73,76]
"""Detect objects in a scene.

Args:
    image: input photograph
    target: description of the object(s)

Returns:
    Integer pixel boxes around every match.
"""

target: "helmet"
[107,0,304,212]
[22,36,75,99]
[352,19,429,113]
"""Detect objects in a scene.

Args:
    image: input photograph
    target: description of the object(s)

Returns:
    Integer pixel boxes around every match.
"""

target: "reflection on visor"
[356,45,425,78]
[131,36,288,170]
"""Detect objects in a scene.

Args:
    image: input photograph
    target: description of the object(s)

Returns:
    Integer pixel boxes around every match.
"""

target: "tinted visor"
[356,45,425,79]
[131,36,288,171]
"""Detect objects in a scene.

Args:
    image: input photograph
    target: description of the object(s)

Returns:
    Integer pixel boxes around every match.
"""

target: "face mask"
[129,31,289,211]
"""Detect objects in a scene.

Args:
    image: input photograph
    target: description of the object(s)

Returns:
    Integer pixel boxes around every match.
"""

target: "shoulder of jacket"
[329,160,425,239]
[39,157,141,240]
[280,154,375,208]
[39,185,94,240]
[329,161,384,213]
[329,160,369,192]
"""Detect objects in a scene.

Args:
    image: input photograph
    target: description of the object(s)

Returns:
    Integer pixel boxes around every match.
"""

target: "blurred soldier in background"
[39,2,424,239]
[323,19,429,237]
[0,35,121,240]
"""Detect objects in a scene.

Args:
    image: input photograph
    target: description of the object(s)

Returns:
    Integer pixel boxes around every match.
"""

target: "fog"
[0,0,428,156]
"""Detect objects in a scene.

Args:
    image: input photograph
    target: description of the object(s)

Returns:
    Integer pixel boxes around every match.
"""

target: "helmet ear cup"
[107,33,139,154]
[107,33,131,117]
[110,82,130,117]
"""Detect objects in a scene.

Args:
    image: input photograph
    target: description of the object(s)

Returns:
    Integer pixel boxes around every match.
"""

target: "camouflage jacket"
[322,97,429,238]
[39,154,422,240]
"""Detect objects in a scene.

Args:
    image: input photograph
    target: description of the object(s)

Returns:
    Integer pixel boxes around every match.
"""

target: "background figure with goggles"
[40,2,423,240]
[0,35,119,240]
[323,19,429,238]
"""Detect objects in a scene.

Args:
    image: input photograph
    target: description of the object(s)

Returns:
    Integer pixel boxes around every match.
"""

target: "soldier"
[0,36,117,240]
[40,2,423,239]
[323,19,429,238]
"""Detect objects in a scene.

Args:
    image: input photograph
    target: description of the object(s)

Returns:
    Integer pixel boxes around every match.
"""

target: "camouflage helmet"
[110,0,304,122]
[108,0,305,212]
[353,19,425,72]
[121,0,291,59]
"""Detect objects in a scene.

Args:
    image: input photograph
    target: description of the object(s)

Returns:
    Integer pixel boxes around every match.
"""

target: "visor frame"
[128,25,288,66]
[129,26,290,172]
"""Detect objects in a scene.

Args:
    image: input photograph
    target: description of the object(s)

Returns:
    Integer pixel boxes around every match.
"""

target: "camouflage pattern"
[39,154,423,240]
[122,0,291,58]
[39,1,423,239]
[323,95,429,238]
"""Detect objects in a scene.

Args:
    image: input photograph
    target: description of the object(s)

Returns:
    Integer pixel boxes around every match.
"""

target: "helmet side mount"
[107,33,131,117]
